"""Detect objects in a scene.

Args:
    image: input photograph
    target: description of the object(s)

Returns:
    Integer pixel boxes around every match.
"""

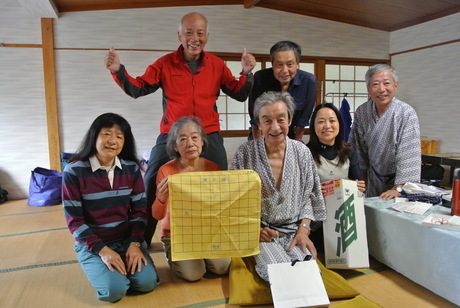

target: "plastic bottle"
[451,168,460,216]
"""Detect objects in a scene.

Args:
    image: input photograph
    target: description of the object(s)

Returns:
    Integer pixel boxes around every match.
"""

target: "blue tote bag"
[28,167,62,206]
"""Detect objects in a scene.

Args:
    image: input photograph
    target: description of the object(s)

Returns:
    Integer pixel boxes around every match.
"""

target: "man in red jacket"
[105,12,256,246]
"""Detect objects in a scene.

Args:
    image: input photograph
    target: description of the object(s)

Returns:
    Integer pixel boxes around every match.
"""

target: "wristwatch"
[299,223,311,233]
[393,186,403,193]
[130,242,141,248]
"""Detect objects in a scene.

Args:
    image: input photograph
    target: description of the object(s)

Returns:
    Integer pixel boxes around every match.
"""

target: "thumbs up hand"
[105,47,121,73]
[241,48,256,74]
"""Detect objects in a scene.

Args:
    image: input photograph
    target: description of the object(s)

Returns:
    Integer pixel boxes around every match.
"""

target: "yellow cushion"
[228,257,360,305]
[228,256,272,305]
[317,258,360,300]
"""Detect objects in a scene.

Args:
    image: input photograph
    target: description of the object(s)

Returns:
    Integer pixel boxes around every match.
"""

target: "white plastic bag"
[267,260,329,308]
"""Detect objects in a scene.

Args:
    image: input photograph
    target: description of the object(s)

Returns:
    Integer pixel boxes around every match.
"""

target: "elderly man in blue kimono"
[349,64,421,200]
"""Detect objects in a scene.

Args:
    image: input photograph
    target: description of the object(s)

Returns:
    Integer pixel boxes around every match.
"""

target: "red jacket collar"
[174,45,208,66]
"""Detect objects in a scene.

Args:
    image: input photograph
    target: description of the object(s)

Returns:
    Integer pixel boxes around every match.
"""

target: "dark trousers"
[143,132,228,247]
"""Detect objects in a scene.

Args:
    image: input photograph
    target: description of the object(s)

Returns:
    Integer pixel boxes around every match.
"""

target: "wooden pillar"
[41,18,61,171]
[315,59,326,105]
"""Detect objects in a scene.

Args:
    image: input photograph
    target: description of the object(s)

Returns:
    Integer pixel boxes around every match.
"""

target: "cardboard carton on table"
[322,179,369,269]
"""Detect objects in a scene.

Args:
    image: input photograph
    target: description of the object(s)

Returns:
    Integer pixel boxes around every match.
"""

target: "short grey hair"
[269,40,301,64]
[178,12,209,35]
[365,64,398,86]
[253,91,295,126]
[166,116,208,160]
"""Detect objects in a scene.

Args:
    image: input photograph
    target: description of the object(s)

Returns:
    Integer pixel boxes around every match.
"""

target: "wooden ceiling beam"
[26,0,460,31]
[243,0,262,9]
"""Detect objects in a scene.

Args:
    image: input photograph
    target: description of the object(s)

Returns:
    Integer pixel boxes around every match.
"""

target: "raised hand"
[241,48,256,74]
[104,47,121,73]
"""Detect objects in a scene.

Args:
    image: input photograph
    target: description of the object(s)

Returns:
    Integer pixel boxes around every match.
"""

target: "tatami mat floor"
[0,199,457,308]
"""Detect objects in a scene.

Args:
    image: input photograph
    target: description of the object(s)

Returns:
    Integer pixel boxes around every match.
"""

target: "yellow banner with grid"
[169,170,261,261]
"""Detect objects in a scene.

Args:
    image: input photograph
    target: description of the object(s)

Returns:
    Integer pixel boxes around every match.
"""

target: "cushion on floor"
[228,256,360,305]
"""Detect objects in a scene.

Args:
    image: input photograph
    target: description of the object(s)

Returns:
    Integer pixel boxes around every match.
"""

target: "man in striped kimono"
[349,64,421,199]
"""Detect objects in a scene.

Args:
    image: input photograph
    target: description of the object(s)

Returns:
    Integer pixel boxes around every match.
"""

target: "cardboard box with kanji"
[322,179,369,269]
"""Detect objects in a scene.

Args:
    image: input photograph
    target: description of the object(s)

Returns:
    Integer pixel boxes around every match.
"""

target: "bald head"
[178,12,208,34]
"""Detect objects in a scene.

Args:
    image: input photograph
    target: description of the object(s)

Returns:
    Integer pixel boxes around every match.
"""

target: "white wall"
[390,13,460,153]
[53,5,389,58]
[4,3,457,200]
[0,1,47,199]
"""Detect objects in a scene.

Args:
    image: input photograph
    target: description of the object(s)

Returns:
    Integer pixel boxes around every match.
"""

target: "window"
[322,64,371,120]
[217,60,262,131]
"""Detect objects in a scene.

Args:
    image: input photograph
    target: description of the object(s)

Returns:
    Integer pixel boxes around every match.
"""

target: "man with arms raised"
[105,12,256,246]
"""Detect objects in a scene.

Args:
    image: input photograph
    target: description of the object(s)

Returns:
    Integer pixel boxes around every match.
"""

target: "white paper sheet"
[391,201,432,215]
